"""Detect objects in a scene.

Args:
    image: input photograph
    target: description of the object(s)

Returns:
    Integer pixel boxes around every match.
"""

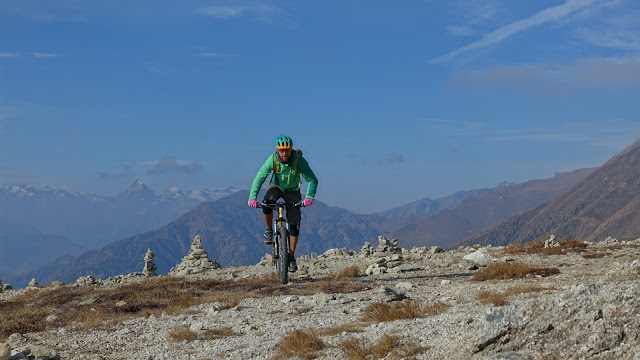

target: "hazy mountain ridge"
[457,139,640,247]
[5,191,383,287]
[387,168,595,249]
[0,181,240,276]
[5,168,591,288]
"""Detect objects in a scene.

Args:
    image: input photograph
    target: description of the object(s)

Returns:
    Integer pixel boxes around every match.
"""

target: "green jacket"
[249,151,318,200]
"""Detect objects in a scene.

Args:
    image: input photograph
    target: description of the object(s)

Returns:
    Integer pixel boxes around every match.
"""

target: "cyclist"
[248,134,318,273]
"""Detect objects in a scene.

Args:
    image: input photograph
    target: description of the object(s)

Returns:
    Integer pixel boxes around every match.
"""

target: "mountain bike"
[258,201,304,285]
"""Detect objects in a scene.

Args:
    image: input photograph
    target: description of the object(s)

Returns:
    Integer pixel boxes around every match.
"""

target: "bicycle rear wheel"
[277,226,290,284]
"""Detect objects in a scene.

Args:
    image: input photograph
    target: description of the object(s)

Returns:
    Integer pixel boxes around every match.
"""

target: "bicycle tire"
[278,226,290,284]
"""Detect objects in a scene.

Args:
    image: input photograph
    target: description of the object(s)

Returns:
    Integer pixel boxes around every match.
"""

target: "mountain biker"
[248,134,318,273]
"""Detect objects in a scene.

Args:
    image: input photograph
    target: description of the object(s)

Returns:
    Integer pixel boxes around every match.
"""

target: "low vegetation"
[472,262,560,281]
[504,237,587,255]
[339,334,429,360]
[476,284,546,306]
[336,265,361,279]
[0,274,371,340]
[169,327,198,342]
[320,322,367,336]
[273,329,325,360]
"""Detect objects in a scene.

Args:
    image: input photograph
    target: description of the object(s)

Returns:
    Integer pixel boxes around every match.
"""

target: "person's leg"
[284,190,302,256]
[263,212,273,230]
[262,184,284,244]
[289,224,300,255]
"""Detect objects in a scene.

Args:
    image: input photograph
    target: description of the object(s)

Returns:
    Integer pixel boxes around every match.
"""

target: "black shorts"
[263,183,302,225]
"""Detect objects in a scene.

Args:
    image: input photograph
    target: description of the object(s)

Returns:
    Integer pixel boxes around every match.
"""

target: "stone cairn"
[27,278,39,289]
[143,248,158,277]
[169,235,221,276]
[544,234,559,248]
[364,236,405,275]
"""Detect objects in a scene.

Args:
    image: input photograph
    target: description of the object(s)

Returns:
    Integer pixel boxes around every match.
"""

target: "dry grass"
[472,262,533,280]
[320,322,367,336]
[360,300,449,323]
[203,327,234,340]
[476,291,508,306]
[169,327,197,342]
[337,266,361,279]
[504,238,587,256]
[472,262,560,281]
[273,329,325,360]
[339,334,429,360]
[0,273,371,340]
[477,284,546,306]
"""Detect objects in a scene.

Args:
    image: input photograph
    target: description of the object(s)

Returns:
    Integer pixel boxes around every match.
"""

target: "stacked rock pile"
[365,236,405,275]
[544,234,559,248]
[169,235,221,276]
[142,248,158,277]
[27,278,39,289]
[75,275,101,287]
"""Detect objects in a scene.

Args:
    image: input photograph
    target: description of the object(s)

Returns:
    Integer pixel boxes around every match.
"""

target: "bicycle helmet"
[275,135,293,149]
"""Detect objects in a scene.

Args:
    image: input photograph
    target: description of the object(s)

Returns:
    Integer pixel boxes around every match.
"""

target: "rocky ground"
[2,236,639,360]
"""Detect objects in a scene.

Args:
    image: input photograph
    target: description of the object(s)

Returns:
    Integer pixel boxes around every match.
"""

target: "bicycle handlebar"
[258,200,305,209]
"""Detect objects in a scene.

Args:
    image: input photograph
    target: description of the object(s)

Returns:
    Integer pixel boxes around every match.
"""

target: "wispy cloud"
[449,56,640,92]
[485,132,589,143]
[0,51,60,58]
[377,152,406,166]
[197,52,238,57]
[422,117,486,134]
[433,0,604,63]
[146,156,203,175]
[198,4,283,22]
[483,119,640,148]
[577,28,640,50]
[98,164,133,179]
[32,52,59,58]
[446,25,475,37]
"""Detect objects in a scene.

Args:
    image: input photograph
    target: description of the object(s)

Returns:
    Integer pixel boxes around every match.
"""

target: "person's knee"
[290,224,300,236]
[262,206,273,215]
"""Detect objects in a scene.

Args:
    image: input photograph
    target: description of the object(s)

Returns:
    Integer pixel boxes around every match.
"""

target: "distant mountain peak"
[118,180,156,201]
[161,187,185,202]
[492,181,515,190]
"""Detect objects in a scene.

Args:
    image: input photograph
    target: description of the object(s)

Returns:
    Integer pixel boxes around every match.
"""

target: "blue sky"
[1,0,639,214]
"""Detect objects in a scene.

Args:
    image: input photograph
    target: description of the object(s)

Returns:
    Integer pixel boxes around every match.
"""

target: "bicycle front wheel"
[277,226,290,285]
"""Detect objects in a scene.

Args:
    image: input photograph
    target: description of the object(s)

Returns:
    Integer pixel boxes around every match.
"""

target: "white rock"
[395,282,414,290]
[281,295,299,303]
[463,250,493,267]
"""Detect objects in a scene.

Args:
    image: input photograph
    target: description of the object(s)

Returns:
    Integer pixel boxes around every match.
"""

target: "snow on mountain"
[187,186,241,202]
[160,187,185,202]
[2,182,241,204]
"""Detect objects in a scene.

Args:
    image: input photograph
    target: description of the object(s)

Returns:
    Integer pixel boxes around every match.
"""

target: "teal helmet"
[275,135,293,149]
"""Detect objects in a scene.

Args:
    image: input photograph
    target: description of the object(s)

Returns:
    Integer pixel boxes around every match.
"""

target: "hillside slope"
[389,168,594,248]
[458,139,640,247]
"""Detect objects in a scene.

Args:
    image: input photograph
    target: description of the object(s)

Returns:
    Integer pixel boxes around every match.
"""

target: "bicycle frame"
[259,200,303,284]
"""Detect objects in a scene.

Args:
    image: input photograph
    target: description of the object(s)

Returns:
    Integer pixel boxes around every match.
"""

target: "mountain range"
[0,181,240,276]
[4,164,596,287]
[458,138,640,247]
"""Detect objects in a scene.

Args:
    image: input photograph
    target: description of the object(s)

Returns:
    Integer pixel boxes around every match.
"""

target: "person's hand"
[248,200,258,208]
[303,198,313,207]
